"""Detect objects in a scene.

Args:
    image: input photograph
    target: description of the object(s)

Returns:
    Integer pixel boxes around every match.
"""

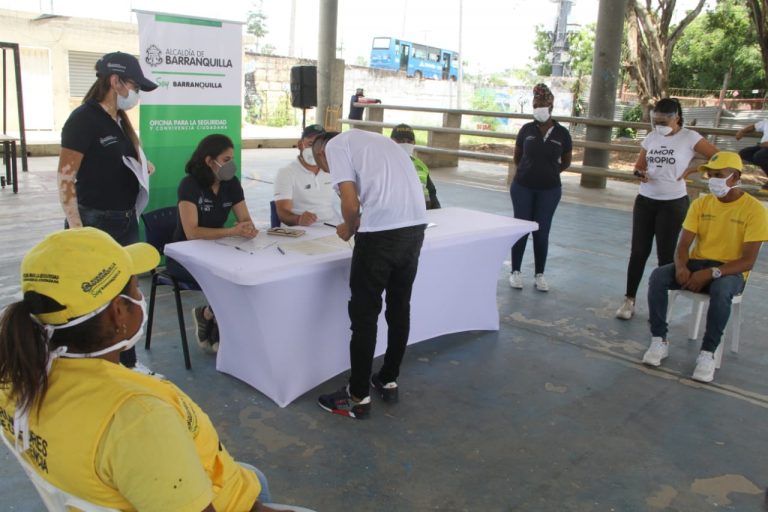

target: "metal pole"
[457,0,463,110]
[288,0,297,57]
[317,0,338,129]
[580,0,626,189]
[2,49,6,134]
[12,44,28,172]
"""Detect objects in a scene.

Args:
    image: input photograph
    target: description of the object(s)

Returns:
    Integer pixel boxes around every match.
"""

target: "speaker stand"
[302,108,307,130]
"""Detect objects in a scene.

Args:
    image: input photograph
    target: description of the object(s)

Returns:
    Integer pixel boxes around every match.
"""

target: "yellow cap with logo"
[698,151,743,172]
[21,228,159,325]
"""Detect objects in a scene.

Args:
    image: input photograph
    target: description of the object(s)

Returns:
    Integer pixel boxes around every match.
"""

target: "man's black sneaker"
[370,373,399,403]
[318,386,371,419]
[191,306,210,347]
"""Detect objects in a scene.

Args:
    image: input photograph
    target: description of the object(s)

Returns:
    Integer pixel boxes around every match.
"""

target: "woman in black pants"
[616,99,718,319]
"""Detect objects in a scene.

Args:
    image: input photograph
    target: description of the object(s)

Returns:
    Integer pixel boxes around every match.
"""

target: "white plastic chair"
[1,431,119,512]
[666,288,744,370]
[2,433,317,512]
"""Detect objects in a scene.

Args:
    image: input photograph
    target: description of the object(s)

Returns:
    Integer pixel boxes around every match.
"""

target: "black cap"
[301,124,325,139]
[96,52,158,92]
[390,123,415,143]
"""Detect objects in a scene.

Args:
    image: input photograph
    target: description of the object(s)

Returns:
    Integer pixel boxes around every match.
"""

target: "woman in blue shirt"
[509,83,572,291]
[167,134,258,353]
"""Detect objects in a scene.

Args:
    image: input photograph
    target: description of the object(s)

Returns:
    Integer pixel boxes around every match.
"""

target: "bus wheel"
[414,70,423,80]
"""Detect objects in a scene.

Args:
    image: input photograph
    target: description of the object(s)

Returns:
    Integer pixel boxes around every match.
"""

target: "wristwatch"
[711,267,722,279]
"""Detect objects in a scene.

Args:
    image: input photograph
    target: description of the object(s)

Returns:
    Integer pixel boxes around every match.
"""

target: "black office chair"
[270,200,280,228]
[141,206,200,369]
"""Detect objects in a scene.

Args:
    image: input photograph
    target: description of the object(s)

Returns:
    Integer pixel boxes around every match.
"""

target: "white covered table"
[164,207,537,407]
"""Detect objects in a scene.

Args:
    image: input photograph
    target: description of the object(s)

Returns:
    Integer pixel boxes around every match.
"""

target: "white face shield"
[651,110,678,136]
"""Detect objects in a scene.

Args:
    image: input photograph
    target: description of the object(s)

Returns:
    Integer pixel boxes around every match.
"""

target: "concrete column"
[360,108,383,133]
[317,0,338,130]
[423,113,462,168]
[580,0,627,189]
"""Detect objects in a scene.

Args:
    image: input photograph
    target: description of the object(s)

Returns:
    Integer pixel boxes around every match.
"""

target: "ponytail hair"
[0,290,118,414]
[0,302,51,414]
[654,97,684,128]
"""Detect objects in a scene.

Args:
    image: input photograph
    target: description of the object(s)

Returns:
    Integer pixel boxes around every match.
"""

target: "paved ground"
[0,149,766,511]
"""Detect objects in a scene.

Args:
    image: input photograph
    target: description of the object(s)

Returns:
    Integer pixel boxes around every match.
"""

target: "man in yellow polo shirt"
[642,151,768,382]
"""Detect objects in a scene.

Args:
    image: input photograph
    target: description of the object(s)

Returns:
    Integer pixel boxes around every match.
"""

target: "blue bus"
[370,37,459,80]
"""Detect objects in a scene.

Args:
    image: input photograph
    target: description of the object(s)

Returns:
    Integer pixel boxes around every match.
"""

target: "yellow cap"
[21,228,159,325]
[698,151,743,173]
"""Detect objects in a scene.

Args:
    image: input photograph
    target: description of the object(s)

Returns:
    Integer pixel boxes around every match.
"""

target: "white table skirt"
[165,207,537,407]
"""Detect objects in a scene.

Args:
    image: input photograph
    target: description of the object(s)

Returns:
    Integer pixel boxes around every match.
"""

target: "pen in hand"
[323,222,337,228]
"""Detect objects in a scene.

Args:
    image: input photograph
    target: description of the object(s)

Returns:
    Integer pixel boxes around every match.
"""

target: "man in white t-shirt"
[273,124,337,225]
[735,120,768,189]
[311,130,427,419]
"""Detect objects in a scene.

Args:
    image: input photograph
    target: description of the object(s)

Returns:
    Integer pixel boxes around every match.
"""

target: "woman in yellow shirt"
[0,228,292,512]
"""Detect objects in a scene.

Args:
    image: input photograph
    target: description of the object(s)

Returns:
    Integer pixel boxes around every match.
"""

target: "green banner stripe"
[155,14,222,27]
[153,71,226,77]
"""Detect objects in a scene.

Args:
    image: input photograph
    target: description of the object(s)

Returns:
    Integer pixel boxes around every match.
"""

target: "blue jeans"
[647,260,745,352]
[348,225,426,399]
[65,204,139,367]
[237,462,272,504]
[510,182,562,274]
[739,145,768,175]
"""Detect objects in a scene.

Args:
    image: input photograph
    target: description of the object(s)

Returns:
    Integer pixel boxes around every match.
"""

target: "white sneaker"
[615,297,635,320]
[509,271,523,289]
[692,350,716,383]
[132,361,165,379]
[642,337,669,367]
[534,273,549,292]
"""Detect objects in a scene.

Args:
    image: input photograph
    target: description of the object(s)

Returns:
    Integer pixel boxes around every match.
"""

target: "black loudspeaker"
[290,65,317,108]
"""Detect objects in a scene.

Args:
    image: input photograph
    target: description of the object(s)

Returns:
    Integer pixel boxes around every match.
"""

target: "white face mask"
[708,174,735,198]
[301,147,316,165]
[117,88,140,111]
[533,107,551,123]
[655,125,673,136]
[61,293,147,359]
[398,143,415,156]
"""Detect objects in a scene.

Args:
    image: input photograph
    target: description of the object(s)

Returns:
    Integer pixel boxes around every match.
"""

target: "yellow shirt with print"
[683,193,768,263]
[0,358,259,512]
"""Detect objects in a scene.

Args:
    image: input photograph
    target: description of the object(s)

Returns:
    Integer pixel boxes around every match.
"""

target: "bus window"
[372,37,391,49]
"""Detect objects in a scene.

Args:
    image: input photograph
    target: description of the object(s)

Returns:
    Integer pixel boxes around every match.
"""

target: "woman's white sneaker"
[642,337,668,367]
[509,271,523,289]
[615,297,635,320]
[534,273,549,292]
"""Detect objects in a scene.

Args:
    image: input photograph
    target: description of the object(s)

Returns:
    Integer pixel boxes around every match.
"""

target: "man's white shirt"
[273,159,339,223]
[325,130,427,232]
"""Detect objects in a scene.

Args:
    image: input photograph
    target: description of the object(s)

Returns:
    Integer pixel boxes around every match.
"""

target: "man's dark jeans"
[648,260,745,352]
[347,224,426,399]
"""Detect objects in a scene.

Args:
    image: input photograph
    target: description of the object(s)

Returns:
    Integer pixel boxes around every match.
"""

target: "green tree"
[568,24,596,77]
[530,24,595,77]
[625,0,707,113]
[530,25,554,76]
[746,0,768,86]
[247,5,268,51]
[671,0,764,91]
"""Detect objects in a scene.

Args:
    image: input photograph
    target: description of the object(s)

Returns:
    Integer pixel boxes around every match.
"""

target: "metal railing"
[342,103,766,197]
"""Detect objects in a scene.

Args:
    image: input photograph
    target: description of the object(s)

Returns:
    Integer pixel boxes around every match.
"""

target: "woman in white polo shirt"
[616,98,718,319]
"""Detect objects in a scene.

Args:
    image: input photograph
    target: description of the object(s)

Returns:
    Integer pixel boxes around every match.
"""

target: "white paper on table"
[215,234,277,253]
[122,146,150,216]
[281,234,354,256]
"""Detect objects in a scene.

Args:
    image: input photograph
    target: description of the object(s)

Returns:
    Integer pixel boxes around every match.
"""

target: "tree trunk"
[747,0,768,87]
[624,0,706,117]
